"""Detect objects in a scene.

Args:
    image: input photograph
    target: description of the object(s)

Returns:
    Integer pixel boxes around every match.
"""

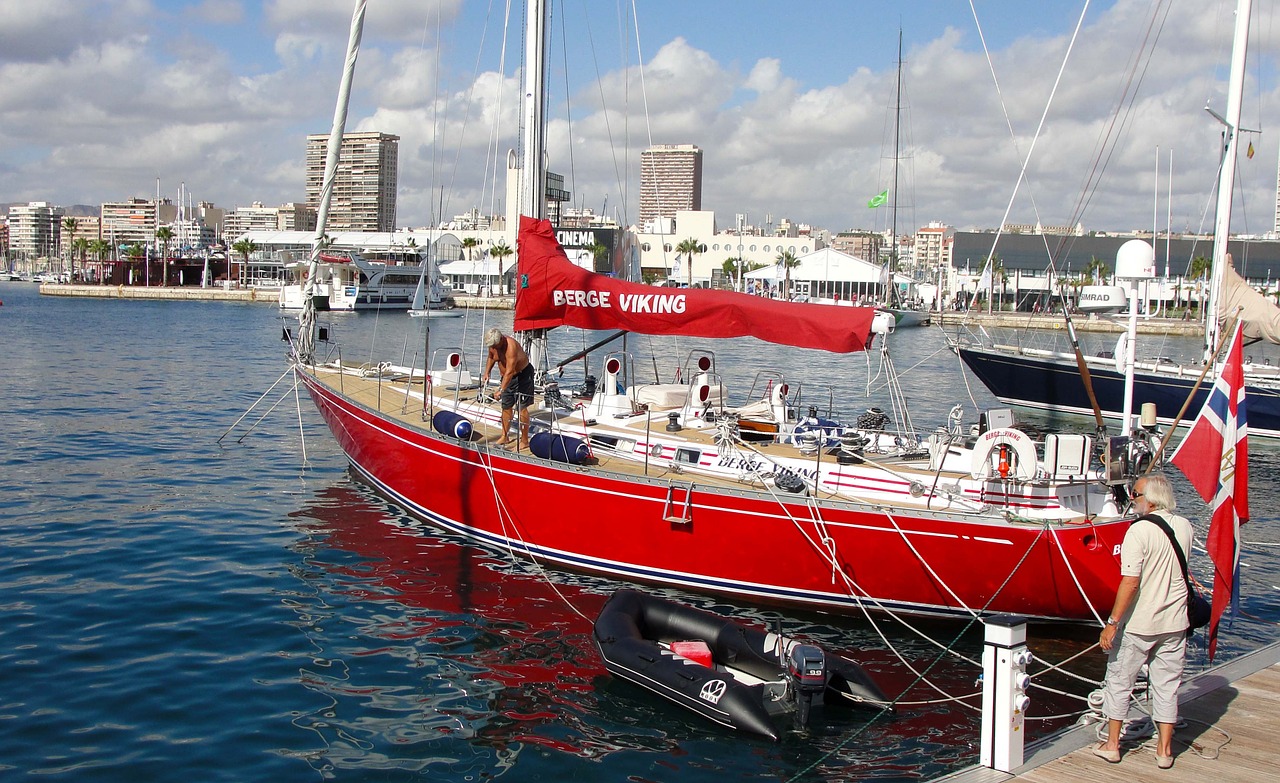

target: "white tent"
[745,247,886,300]
[438,258,510,295]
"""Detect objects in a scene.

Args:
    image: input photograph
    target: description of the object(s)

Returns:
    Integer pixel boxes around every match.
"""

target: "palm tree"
[775,250,800,300]
[675,237,706,287]
[588,242,609,273]
[155,226,175,286]
[125,243,146,284]
[61,217,79,278]
[489,240,513,295]
[721,256,747,289]
[1083,255,1109,284]
[71,237,90,283]
[461,236,481,261]
[89,239,111,283]
[231,239,258,285]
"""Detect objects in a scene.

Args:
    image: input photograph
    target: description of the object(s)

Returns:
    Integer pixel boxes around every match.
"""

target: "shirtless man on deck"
[481,327,532,449]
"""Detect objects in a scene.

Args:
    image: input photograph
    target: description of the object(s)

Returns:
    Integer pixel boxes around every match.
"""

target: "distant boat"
[408,252,461,318]
[279,251,438,311]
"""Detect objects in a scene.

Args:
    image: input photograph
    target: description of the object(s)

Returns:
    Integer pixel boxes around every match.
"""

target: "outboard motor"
[786,643,827,730]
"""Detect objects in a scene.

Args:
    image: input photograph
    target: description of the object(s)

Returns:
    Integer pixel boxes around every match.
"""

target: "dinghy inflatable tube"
[593,589,887,741]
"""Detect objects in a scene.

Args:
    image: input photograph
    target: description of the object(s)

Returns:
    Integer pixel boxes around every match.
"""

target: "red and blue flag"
[1170,321,1249,659]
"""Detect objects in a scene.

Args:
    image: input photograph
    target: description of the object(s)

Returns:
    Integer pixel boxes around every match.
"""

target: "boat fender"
[530,432,591,464]
[431,410,473,440]
[970,427,1037,481]
[1113,333,1128,373]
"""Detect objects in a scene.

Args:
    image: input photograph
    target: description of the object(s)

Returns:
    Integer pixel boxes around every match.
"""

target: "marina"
[3,283,1280,781]
[5,0,1280,779]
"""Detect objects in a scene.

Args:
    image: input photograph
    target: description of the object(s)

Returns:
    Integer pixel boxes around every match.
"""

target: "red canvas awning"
[514,216,875,353]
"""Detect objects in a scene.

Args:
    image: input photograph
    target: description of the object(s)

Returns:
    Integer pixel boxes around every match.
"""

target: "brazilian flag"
[867,189,888,208]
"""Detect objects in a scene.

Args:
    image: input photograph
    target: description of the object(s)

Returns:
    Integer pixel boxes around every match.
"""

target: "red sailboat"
[290,0,1143,625]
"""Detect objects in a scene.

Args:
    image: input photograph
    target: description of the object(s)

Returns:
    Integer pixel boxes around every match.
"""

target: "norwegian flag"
[1170,321,1249,659]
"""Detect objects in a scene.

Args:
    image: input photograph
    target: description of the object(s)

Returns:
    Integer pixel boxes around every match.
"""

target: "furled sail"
[513,216,876,353]
[1218,261,1280,346]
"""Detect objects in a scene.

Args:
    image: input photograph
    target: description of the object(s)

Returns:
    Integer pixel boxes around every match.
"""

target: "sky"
[3,0,1280,238]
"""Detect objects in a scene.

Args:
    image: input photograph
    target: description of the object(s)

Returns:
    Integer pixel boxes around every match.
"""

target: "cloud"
[1,0,1276,241]
[190,0,244,26]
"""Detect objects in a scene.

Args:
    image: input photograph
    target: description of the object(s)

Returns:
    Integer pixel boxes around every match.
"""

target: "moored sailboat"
[287,0,1150,625]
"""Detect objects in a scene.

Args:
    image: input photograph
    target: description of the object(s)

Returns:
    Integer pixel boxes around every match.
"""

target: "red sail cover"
[514,216,876,353]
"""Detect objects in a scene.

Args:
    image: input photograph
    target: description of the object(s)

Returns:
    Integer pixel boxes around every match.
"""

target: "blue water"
[2,281,1278,782]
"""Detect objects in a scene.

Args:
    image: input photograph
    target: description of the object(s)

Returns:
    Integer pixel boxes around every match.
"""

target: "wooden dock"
[936,641,1280,783]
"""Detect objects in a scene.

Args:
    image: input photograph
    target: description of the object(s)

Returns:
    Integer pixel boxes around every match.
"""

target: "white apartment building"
[305,131,399,232]
[634,210,816,285]
[101,198,157,249]
[913,221,953,271]
[9,202,66,258]
[638,144,703,229]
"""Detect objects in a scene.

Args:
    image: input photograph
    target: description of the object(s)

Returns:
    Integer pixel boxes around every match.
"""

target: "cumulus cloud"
[1,0,1276,238]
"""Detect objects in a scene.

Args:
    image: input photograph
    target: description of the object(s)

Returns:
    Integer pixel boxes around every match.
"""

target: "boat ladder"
[662,482,695,525]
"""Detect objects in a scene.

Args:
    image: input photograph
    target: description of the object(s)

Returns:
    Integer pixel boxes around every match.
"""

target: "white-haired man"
[481,327,532,449]
[1094,473,1193,770]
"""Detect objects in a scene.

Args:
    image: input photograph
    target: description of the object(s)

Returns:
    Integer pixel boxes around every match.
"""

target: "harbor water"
[3,281,1279,782]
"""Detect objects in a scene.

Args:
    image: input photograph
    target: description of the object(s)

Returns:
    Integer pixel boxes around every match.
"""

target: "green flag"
[867,189,888,208]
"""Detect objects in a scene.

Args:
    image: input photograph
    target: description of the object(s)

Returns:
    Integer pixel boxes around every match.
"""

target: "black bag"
[1141,513,1211,631]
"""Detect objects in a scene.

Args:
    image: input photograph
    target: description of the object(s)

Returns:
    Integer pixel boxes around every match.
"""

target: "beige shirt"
[1119,511,1194,635]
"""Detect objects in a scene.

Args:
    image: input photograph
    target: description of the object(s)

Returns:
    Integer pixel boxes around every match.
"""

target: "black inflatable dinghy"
[593,589,888,741]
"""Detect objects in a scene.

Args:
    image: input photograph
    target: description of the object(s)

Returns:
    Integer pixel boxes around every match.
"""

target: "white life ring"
[970,427,1038,481]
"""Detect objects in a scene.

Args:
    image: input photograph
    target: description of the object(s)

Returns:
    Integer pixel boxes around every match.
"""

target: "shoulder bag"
[1139,513,1211,631]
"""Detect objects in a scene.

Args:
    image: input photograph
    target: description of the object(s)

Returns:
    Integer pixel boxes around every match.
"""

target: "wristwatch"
[1105,617,1119,627]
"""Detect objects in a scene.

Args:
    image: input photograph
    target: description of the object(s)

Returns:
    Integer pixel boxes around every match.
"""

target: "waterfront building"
[100,198,157,250]
[9,202,66,259]
[501,150,570,234]
[913,221,953,272]
[224,202,316,240]
[829,231,883,263]
[633,210,815,286]
[638,144,703,229]
[305,131,399,232]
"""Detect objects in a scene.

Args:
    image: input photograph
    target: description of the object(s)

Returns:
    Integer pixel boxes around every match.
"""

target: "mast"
[1205,0,1251,362]
[518,0,550,223]
[518,0,552,375]
[297,0,367,364]
[887,30,903,305]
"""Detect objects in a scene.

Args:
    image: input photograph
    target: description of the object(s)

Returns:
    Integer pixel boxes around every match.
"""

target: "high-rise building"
[305,131,399,232]
[8,202,65,258]
[638,144,703,229]
[101,198,157,249]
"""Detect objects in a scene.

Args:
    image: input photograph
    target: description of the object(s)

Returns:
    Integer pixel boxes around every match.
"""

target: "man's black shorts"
[501,364,534,410]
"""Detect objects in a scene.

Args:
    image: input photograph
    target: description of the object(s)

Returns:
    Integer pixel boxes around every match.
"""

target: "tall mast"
[517,0,552,375]
[890,29,902,274]
[518,0,550,221]
[1205,0,1251,361]
[297,0,366,364]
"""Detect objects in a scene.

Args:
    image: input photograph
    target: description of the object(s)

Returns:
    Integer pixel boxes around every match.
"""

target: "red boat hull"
[300,370,1127,622]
